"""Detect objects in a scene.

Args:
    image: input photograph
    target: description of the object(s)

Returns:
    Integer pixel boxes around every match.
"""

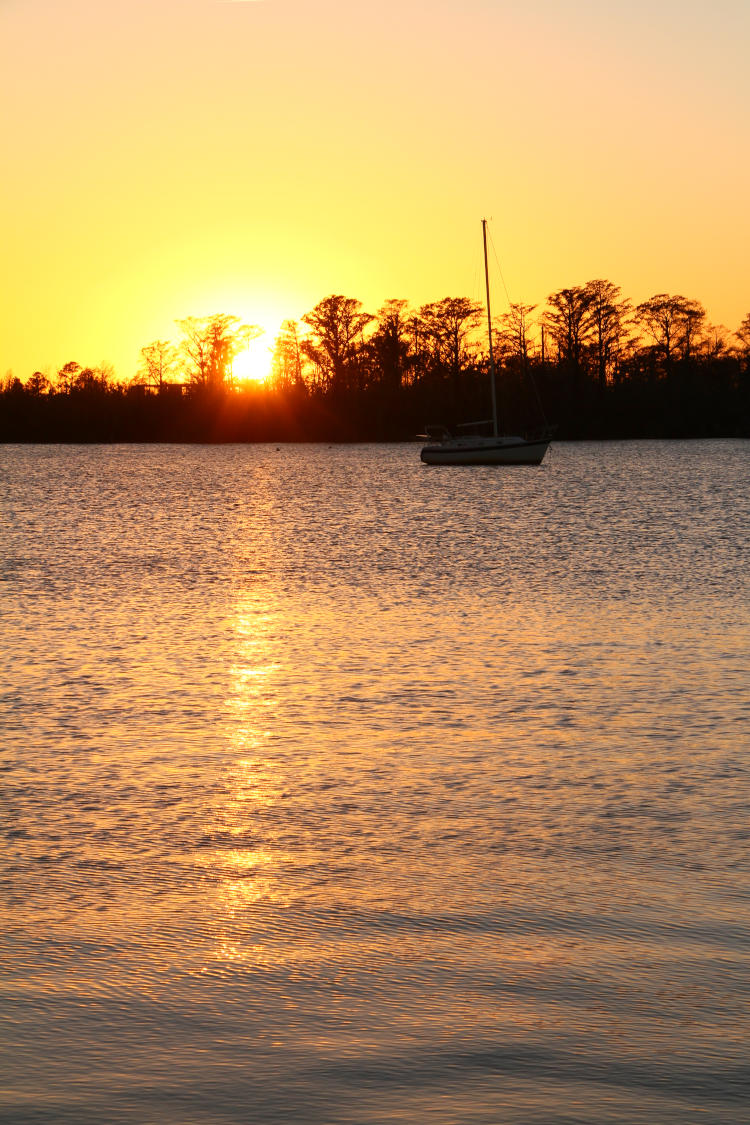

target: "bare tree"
[270,320,306,392]
[495,302,537,368]
[177,315,260,388]
[137,340,176,388]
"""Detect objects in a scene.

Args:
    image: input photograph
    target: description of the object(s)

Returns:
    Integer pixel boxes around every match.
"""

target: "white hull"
[420,436,549,465]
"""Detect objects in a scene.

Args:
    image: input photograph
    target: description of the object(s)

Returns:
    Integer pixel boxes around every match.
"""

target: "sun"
[233,333,272,386]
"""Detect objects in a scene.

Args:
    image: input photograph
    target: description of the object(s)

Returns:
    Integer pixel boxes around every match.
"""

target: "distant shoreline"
[2,363,748,444]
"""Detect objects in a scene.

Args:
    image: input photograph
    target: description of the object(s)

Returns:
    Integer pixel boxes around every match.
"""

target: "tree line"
[2,284,749,441]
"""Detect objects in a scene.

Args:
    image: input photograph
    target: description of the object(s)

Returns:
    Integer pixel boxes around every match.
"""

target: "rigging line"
[528,363,550,430]
[486,223,513,310]
[485,220,550,432]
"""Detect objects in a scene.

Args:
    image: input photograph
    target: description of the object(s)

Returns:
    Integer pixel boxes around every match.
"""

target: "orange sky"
[2,0,749,381]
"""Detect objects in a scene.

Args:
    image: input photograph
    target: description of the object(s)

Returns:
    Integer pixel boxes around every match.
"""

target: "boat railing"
[456,419,494,431]
[421,424,452,442]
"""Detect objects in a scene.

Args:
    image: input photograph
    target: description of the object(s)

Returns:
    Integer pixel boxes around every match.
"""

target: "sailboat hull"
[420,437,549,465]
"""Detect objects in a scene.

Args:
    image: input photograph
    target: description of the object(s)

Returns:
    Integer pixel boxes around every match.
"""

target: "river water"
[1,440,749,1124]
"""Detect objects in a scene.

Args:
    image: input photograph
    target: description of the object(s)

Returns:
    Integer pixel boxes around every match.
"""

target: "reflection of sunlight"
[230,610,281,744]
[206,592,286,963]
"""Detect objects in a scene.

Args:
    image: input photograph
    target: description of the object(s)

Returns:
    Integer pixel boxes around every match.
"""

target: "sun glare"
[233,334,272,386]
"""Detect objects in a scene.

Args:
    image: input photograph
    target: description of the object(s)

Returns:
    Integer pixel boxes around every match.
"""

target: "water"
[1,440,748,1124]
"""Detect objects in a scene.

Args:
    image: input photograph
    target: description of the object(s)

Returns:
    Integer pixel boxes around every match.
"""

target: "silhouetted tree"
[54,361,82,393]
[177,314,259,388]
[635,294,706,375]
[702,323,732,361]
[583,279,633,389]
[680,299,707,364]
[270,320,306,392]
[71,363,113,393]
[735,315,750,383]
[736,313,750,354]
[26,371,51,395]
[415,297,482,386]
[543,286,596,371]
[5,283,750,444]
[301,295,372,393]
[495,302,536,367]
[367,299,411,388]
[137,340,176,388]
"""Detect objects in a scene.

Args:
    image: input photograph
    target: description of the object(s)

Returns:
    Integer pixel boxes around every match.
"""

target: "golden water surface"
[2,441,749,1124]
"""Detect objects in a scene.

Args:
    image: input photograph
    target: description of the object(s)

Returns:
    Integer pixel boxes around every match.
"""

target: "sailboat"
[420,221,551,466]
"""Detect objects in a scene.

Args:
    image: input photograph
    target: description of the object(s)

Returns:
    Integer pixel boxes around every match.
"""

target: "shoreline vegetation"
[3,290,749,442]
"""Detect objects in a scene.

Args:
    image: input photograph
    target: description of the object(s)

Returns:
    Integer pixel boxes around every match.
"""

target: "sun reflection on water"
[203,592,291,963]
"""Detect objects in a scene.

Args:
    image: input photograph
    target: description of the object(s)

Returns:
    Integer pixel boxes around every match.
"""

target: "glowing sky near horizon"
[2,0,748,380]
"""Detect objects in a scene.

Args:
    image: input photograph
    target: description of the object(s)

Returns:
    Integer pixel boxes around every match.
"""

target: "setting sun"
[233,334,272,387]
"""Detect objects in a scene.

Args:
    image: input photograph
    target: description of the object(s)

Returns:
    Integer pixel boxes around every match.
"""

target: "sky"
[2,0,749,381]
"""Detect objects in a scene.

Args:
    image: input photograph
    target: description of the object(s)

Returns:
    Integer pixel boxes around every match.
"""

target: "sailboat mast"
[482,219,499,438]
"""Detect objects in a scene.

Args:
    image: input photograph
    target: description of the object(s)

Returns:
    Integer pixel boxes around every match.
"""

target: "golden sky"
[2,0,749,380]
